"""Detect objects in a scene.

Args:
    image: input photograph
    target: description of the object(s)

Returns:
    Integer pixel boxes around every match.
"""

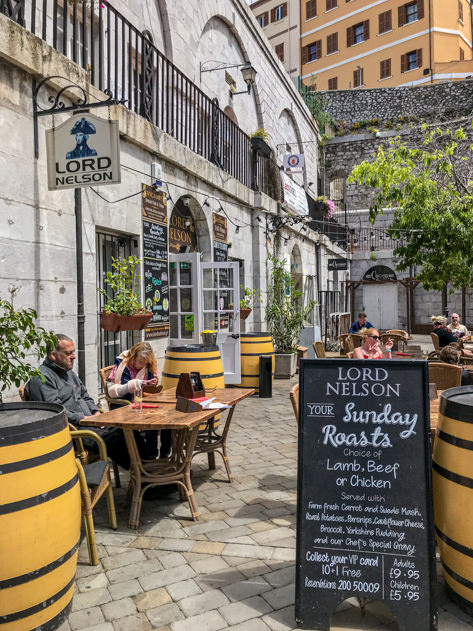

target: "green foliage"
[240,287,262,309]
[302,91,334,133]
[249,128,269,142]
[0,288,57,402]
[385,121,393,130]
[348,123,473,290]
[98,255,146,316]
[265,256,315,354]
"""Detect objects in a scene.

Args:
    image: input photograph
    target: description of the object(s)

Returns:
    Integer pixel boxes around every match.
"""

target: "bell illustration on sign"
[66,118,98,159]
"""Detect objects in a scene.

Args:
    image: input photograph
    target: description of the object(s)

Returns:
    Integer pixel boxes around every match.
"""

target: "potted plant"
[98,255,152,333]
[240,287,262,320]
[0,287,57,402]
[250,128,272,157]
[266,256,315,378]
[314,195,335,219]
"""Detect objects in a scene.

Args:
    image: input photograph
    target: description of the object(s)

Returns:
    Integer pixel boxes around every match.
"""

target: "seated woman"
[352,328,393,359]
[432,315,473,357]
[439,346,472,386]
[108,342,172,459]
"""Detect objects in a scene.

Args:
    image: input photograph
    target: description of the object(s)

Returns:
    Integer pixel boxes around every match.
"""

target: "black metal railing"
[349,227,403,252]
[6,0,273,194]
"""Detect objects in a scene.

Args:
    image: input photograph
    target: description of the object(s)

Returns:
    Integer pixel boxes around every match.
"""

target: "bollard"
[259,355,273,398]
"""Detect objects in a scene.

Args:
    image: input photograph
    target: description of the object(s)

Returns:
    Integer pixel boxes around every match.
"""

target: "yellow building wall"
[300,0,473,90]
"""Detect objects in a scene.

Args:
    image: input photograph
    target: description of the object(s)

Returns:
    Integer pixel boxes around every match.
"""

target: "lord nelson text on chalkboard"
[296,359,437,631]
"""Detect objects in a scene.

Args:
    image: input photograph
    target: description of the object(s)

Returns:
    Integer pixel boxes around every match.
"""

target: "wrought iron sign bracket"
[32,75,127,158]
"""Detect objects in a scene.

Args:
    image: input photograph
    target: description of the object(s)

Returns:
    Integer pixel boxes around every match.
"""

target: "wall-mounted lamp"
[182,196,191,207]
[200,60,257,97]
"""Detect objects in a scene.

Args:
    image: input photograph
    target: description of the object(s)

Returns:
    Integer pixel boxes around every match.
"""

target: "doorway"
[362,284,398,330]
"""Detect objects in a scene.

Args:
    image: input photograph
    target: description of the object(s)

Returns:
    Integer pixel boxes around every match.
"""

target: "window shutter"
[360,68,364,85]
[306,0,317,19]
[386,58,391,76]
[459,0,463,21]
[347,26,353,47]
[417,0,424,19]
[386,10,392,31]
[380,60,384,78]
[271,7,275,21]
[398,5,405,26]
[417,48,423,67]
[316,39,322,58]
[264,11,269,24]
[401,53,407,73]
[283,3,288,18]
[460,47,465,60]
[353,69,358,87]
[302,45,309,65]
[379,12,384,33]
[364,19,370,40]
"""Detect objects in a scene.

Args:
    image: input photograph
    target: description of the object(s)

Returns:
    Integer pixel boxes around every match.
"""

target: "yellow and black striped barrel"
[433,386,473,613]
[235,333,275,393]
[161,345,225,390]
[0,402,81,631]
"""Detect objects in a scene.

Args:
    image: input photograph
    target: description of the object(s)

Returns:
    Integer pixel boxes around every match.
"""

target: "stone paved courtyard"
[59,372,473,631]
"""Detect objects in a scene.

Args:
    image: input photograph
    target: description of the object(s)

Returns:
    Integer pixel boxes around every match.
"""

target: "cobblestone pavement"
[59,374,473,631]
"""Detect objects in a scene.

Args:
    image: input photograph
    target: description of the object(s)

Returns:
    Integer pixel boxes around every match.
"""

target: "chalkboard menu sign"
[296,359,436,631]
[142,184,169,339]
[213,240,228,262]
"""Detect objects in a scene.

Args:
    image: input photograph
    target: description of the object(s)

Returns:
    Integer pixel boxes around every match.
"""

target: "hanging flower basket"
[100,310,153,333]
[240,307,252,320]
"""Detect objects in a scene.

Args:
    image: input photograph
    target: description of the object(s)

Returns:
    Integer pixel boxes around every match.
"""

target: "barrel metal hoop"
[30,600,73,631]
[0,473,79,515]
[441,558,473,591]
[165,356,221,361]
[435,526,473,559]
[0,442,73,475]
[162,372,224,380]
[432,461,473,489]
[166,345,219,352]
[241,352,275,357]
[440,388,473,423]
[0,538,80,589]
[239,332,270,337]
[0,416,66,446]
[437,430,473,452]
[240,339,272,344]
[0,576,74,623]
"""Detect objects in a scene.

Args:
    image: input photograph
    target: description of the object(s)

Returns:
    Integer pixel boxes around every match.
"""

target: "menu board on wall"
[142,184,169,339]
[213,240,228,262]
[296,359,436,631]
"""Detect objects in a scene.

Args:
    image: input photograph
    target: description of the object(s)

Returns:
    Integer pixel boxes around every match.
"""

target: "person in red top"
[353,328,393,359]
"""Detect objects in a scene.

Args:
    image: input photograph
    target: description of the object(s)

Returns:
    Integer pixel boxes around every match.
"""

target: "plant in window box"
[265,256,315,378]
[239,287,262,320]
[314,195,335,219]
[98,255,152,333]
[249,128,272,157]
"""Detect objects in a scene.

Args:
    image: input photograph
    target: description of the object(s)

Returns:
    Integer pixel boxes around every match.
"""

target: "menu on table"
[296,359,437,631]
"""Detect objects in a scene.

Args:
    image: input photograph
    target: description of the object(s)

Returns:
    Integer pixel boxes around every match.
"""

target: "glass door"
[201,262,241,384]
[169,253,201,344]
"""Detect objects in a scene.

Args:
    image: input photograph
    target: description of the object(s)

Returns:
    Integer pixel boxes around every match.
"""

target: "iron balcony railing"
[349,227,403,252]
[2,0,273,194]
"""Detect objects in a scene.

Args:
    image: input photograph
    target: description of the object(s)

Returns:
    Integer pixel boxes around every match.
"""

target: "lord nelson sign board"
[46,112,120,190]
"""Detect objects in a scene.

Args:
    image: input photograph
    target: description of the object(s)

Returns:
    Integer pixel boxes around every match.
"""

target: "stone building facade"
[0,0,346,401]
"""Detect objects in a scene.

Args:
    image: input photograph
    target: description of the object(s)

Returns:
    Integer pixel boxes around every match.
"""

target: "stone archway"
[169,196,211,260]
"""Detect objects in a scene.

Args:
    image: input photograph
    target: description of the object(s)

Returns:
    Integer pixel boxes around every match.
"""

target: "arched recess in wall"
[169,196,211,262]
[277,108,305,187]
[197,15,261,134]
[136,0,171,58]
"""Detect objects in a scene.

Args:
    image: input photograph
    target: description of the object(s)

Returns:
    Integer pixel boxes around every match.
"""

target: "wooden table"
[147,388,255,482]
[82,388,254,528]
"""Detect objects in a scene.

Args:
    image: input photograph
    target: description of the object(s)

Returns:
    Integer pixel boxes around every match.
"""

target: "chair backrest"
[313,341,326,358]
[99,365,115,398]
[428,362,462,389]
[343,335,355,354]
[289,383,299,422]
[346,351,354,359]
[350,334,363,348]
[386,329,409,340]
[430,332,440,351]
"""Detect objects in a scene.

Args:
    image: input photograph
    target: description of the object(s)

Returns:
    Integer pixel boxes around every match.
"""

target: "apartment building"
[250,0,300,85]
[300,0,473,90]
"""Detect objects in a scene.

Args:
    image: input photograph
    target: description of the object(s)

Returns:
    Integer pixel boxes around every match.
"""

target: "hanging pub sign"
[46,112,120,190]
[213,212,227,242]
[363,265,397,281]
[142,184,169,340]
[296,359,436,631]
[169,205,198,254]
[328,259,348,271]
[213,240,229,262]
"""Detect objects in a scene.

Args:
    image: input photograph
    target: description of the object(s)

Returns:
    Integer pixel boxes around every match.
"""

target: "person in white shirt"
[447,313,469,339]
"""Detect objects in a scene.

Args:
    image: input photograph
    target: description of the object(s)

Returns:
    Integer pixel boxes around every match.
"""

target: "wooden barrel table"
[432,386,473,613]
[235,333,275,394]
[0,402,81,631]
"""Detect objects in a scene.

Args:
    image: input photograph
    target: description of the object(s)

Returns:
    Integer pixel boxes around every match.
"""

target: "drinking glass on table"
[133,386,143,413]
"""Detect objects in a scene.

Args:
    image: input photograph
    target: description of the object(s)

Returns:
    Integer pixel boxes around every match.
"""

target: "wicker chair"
[70,429,117,565]
[428,351,440,361]
[386,329,409,341]
[349,334,363,349]
[346,351,354,359]
[99,365,132,408]
[341,335,355,355]
[428,362,462,390]
[290,383,299,422]
[313,341,326,358]
[430,332,440,351]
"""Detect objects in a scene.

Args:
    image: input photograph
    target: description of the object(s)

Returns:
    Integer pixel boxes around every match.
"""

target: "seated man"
[439,346,472,386]
[432,316,473,357]
[349,312,374,334]
[448,313,469,339]
[25,334,131,469]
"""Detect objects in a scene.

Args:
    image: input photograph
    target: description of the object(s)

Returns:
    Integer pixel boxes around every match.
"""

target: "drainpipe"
[428,0,433,82]
[75,188,86,385]
[315,242,322,339]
